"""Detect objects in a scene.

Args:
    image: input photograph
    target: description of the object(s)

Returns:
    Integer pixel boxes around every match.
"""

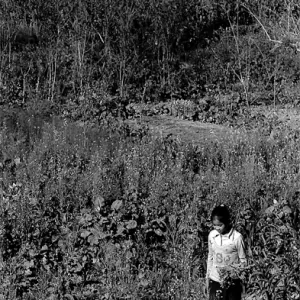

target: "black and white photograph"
[0,1,300,299]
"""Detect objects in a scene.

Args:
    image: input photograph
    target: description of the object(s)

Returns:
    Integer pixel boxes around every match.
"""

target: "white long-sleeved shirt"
[206,228,247,282]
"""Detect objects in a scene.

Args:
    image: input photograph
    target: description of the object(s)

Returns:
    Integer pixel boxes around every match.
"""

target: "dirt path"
[126,106,300,146]
[126,115,233,146]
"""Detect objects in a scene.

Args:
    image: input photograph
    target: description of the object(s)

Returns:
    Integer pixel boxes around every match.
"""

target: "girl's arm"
[206,233,213,279]
[236,235,247,266]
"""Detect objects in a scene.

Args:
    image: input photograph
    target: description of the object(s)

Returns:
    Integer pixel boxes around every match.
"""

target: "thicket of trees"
[1,0,300,116]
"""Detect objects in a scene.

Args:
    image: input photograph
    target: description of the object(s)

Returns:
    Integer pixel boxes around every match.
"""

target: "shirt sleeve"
[206,232,213,278]
[235,235,247,266]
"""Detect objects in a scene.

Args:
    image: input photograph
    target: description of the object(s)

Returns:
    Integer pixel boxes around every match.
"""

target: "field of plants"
[1,108,300,300]
[1,0,300,299]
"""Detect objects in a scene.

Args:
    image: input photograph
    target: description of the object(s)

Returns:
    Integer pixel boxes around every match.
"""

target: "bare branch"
[242,4,283,45]
[242,3,300,53]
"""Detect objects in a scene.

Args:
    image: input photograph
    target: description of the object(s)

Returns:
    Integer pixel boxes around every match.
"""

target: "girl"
[206,205,247,300]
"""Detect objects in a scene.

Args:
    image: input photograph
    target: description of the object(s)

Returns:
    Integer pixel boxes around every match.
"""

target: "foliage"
[1,112,300,299]
[1,0,300,116]
[218,200,300,299]
[2,1,300,298]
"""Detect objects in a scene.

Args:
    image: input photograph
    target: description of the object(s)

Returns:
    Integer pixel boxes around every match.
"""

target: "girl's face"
[212,217,228,234]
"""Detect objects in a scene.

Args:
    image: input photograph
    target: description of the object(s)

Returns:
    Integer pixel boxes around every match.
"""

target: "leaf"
[52,235,60,243]
[100,217,109,224]
[79,213,93,224]
[94,196,105,212]
[98,232,110,239]
[80,230,91,238]
[25,269,32,276]
[116,225,125,235]
[90,227,100,235]
[139,279,149,287]
[270,267,279,275]
[29,197,38,205]
[282,205,292,215]
[88,234,99,245]
[28,249,37,257]
[14,157,21,165]
[126,251,133,260]
[265,205,275,216]
[154,229,164,236]
[24,260,34,269]
[85,214,93,221]
[111,200,122,211]
[90,226,109,240]
[126,220,137,229]
[41,245,48,252]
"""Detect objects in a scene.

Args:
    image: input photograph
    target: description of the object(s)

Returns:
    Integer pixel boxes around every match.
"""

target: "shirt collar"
[213,227,234,240]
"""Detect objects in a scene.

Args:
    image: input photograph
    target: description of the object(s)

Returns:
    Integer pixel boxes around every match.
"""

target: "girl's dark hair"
[211,205,231,225]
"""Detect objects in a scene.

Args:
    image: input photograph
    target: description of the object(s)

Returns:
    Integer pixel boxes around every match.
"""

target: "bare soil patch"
[126,105,300,146]
[126,115,233,146]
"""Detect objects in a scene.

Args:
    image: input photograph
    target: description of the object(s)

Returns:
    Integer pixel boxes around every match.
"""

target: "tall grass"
[0,113,299,299]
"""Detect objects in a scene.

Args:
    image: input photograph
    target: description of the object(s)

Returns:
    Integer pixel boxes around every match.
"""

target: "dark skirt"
[209,279,243,300]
